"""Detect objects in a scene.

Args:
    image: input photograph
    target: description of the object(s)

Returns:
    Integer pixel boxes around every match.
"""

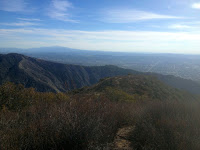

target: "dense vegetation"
[0,75,200,149]
[0,82,135,149]
[76,75,198,102]
[130,101,200,150]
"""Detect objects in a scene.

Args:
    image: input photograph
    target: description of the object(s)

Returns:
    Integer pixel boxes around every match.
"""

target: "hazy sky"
[0,0,200,53]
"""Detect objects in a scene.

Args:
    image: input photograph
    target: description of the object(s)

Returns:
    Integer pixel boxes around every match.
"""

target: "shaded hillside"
[76,75,197,102]
[153,74,200,95]
[0,53,139,92]
[2,47,200,84]
[1,53,200,94]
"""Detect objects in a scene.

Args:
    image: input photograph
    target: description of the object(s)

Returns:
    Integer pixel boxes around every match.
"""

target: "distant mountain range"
[1,53,200,95]
[1,47,200,83]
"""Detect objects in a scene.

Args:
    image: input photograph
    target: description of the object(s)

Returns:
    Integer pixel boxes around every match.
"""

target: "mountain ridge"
[75,75,197,102]
[1,53,200,95]
[2,46,200,84]
[0,53,140,92]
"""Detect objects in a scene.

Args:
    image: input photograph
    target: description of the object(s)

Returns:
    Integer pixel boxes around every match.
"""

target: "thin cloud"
[168,21,200,30]
[1,28,200,42]
[18,18,42,21]
[169,24,191,29]
[0,22,40,26]
[47,0,78,22]
[0,0,26,12]
[101,9,183,23]
[192,2,200,9]
[0,28,200,53]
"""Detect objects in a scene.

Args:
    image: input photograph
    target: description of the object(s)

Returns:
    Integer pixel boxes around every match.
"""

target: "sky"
[0,0,200,53]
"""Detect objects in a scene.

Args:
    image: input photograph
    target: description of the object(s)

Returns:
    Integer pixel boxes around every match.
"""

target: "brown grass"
[1,82,200,150]
[129,101,200,150]
[0,98,137,150]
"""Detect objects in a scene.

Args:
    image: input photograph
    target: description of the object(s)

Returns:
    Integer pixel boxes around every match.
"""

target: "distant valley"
[1,47,200,83]
[1,53,200,95]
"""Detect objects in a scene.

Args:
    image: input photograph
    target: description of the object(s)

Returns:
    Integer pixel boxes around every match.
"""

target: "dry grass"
[1,83,200,150]
[0,98,136,150]
[130,101,200,150]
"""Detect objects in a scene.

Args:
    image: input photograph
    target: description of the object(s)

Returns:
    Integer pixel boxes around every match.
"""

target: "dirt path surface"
[113,126,134,150]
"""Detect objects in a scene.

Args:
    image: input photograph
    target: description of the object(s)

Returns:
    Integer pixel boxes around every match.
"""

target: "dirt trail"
[113,126,134,150]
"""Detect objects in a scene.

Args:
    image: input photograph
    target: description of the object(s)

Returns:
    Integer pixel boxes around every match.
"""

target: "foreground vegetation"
[0,82,200,150]
[130,101,200,150]
[0,82,136,149]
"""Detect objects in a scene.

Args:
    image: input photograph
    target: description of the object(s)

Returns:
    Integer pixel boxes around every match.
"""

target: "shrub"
[0,98,133,150]
[0,82,69,111]
[130,101,200,150]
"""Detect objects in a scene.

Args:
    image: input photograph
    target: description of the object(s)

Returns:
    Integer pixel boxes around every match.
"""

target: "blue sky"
[0,0,200,53]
